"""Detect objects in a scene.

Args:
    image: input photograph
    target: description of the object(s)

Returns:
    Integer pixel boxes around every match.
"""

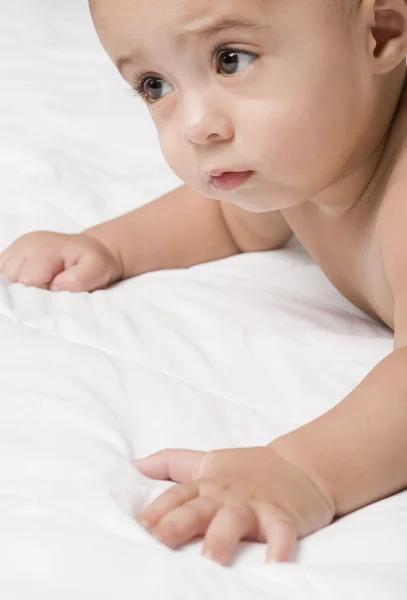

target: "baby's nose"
[181,95,234,145]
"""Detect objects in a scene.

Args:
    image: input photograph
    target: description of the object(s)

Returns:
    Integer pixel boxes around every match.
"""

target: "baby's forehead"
[91,0,282,24]
[90,0,345,30]
[91,0,271,10]
[89,0,348,60]
[89,0,276,48]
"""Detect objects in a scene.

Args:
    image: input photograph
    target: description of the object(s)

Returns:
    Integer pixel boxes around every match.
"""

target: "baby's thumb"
[50,260,108,293]
[133,450,205,483]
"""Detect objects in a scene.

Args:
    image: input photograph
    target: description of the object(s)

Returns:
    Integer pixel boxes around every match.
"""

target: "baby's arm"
[133,343,407,564]
[0,185,291,291]
[131,190,407,565]
[86,185,292,280]
[133,313,407,565]
[270,349,407,517]
[271,189,407,518]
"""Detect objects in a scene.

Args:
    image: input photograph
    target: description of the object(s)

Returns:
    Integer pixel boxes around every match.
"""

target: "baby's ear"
[366,0,407,74]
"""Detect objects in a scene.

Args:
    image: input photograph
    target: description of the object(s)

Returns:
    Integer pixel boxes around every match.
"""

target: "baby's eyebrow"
[116,18,272,75]
[180,18,272,42]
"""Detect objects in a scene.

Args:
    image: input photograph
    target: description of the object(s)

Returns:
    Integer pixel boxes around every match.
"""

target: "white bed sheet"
[0,1,406,597]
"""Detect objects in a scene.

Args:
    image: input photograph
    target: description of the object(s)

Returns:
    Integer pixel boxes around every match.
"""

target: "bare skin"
[1,0,407,565]
[282,79,407,329]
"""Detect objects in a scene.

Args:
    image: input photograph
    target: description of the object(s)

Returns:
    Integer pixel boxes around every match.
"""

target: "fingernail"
[203,550,213,560]
[139,519,150,530]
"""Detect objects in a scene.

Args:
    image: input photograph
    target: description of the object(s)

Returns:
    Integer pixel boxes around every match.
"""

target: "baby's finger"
[151,496,220,549]
[19,255,64,288]
[134,449,205,483]
[203,503,256,566]
[0,247,13,272]
[50,260,107,292]
[138,483,199,530]
[262,512,297,563]
[0,252,26,283]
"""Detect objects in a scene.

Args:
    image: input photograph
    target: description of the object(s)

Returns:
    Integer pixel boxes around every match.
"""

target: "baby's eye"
[216,49,257,76]
[136,76,173,103]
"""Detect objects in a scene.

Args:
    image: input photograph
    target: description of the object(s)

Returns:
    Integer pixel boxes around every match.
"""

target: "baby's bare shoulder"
[378,144,407,269]
[378,144,407,345]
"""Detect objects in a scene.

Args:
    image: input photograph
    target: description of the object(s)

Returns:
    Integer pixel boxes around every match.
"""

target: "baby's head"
[89,0,407,212]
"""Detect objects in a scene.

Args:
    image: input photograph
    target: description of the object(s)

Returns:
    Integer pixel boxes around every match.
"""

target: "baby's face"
[91,0,374,212]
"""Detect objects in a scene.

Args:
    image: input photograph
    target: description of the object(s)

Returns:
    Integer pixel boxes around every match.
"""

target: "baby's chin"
[184,176,299,212]
[213,190,297,213]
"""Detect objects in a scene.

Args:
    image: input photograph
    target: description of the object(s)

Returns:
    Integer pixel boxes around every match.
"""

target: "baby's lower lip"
[210,171,254,192]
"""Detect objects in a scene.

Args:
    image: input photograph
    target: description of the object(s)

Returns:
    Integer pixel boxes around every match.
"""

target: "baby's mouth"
[209,170,254,192]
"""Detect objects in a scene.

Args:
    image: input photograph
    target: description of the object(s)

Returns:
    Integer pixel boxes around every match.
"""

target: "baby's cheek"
[157,127,178,164]
[258,115,326,183]
[158,135,180,173]
[160,135,198,185]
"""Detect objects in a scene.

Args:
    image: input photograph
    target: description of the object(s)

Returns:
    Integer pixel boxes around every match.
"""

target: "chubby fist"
[0,231,122,292]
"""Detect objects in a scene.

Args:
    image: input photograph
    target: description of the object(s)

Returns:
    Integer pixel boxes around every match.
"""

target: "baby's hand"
[0,231,122,292]
[133,447,335,565]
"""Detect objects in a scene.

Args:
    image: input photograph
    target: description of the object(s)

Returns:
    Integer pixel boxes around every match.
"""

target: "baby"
[1,0,407,566]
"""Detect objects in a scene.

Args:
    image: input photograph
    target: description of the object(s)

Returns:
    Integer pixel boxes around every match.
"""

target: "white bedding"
[0,1,406,597]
